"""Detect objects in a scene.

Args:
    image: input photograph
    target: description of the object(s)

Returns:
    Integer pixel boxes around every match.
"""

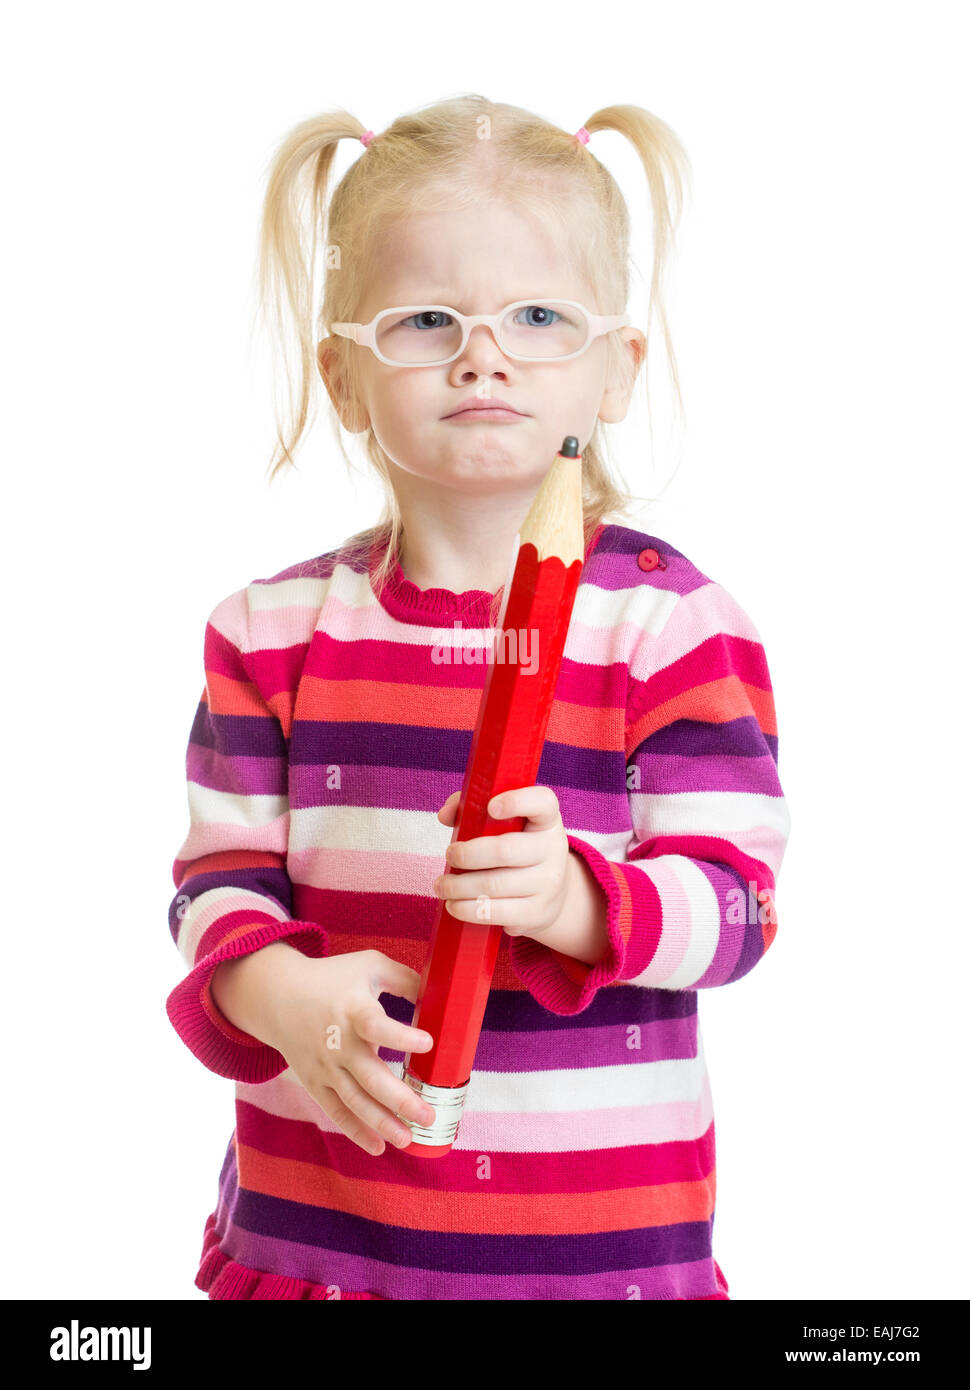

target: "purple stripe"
[233,1185,715,1275]
[390,1009,699,1072]
[631,750,784,795]
[187,743,287,796]
[375,978,696,1039]
[190,703,287,757]
[224,1221,723,1299]
[288,753,633,831]
[636,715,770,758]
[584,527,705,599]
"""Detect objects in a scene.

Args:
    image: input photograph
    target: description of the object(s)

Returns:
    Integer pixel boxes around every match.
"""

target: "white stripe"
[630,789,791,838]
[187,783,289,830]
[290,804,452,856]
[246,575,331,613]
[575,577,678,639]
[626,855,721,988]
[382,1052,709,1112]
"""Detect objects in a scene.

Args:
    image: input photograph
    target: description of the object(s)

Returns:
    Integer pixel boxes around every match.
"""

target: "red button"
[637,548,662,571]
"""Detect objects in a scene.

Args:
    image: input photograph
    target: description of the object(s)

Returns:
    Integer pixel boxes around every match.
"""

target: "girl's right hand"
[256,947,438,1155]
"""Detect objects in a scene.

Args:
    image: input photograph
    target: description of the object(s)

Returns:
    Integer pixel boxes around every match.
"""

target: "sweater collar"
[368,522,607,627]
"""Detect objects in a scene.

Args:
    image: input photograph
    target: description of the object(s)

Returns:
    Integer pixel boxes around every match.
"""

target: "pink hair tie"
[575,126,590,144]
[360,130,375,147]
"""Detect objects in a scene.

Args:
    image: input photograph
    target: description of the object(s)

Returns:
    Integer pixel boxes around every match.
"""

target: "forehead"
[361,204,592,313]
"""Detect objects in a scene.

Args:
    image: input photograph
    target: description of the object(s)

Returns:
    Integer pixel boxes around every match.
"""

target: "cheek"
[558,369,605,413]
[388,373,438,419]
[367,375,428,433]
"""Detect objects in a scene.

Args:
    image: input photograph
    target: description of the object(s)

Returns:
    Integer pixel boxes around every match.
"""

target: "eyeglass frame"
[328,299,632,366]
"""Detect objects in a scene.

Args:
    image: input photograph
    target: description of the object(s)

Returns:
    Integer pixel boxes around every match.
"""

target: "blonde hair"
[254,93,691,623]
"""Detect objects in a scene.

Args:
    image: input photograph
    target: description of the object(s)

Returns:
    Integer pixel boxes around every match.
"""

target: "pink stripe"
[288,845,443,894]
[177,818,290,863]
[628,856,693,982]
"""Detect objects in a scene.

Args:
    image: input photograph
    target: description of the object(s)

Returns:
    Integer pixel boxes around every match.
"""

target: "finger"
[435,864,541,904]
[441,894,538,931]
[303,1065,390,1154]
[315,1089,387,1155]
[327,1067,415,1153]
[444,829,549,872]
[487,785,562,831]
[350,1054,437,1133]
[354,1003,434,1057]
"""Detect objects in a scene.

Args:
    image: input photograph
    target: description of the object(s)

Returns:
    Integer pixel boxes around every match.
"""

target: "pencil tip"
[560,436,580,458]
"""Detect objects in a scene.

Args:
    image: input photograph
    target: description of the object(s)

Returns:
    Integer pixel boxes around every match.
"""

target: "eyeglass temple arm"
[329,323,360,342]
[588,313,631,332]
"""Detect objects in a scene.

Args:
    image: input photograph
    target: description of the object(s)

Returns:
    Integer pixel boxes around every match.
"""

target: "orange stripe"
[747,682,777,735]
[546,700,623,750]
[627,675,776,752]
[298,676,480,728]
[236,1143,715,1234]
[296,675,622,749]
[266,689,295,740]
[205,667,275,719]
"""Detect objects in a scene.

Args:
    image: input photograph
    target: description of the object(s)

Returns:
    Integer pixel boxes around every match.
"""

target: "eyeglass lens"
[374,302,589,364]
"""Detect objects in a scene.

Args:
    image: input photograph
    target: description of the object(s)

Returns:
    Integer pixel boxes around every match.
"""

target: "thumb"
[368,951,424,1006]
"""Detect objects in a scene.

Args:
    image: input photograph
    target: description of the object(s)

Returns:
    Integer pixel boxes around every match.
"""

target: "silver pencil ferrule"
[401,1073,470,1147]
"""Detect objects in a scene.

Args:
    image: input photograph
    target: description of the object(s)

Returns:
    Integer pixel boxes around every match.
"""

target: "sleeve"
[166,588,329,1081]
[507,576,791,1014]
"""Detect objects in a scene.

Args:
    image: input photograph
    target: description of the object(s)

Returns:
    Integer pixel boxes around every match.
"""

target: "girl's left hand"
[432,786,570,940]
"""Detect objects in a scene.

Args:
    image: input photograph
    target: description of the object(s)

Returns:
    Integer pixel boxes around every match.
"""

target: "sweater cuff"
[506,833,628,1015]
[166,920,328,1082]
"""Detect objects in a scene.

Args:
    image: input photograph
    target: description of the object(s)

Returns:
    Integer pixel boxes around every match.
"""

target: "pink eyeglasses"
[328,299,631,367]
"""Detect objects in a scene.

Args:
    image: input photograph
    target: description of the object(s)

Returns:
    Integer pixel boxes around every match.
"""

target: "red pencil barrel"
[404,541,583,1103]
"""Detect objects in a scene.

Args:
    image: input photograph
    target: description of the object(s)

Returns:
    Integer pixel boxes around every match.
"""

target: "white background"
[3,0,967,1301]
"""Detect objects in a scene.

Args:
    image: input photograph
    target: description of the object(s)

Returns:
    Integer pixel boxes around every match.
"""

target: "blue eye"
[401,310,454,331]
[515,305,562,328]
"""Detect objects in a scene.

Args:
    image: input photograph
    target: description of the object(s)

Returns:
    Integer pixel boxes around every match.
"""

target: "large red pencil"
[401,436,586,1155]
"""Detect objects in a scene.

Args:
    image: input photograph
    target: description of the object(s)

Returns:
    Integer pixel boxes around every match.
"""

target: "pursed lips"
[444,402,526,418]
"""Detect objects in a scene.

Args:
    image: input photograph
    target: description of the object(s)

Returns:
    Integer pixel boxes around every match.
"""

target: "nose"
[449,323,511,382]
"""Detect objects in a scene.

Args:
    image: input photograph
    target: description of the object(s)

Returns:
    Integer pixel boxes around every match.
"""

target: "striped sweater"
[166,521,790,1300]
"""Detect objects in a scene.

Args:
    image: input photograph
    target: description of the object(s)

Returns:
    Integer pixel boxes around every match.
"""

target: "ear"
[317,339,370,433]
[597,327,647,424]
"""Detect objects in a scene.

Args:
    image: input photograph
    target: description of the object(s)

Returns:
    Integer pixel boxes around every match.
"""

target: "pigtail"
[253,109,369,478]
[581,105,692,427]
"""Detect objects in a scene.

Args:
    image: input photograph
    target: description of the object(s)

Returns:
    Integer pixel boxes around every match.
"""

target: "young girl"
[167,94,791,1301]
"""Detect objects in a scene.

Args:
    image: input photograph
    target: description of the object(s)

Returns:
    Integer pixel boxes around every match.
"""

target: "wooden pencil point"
[518,449,585,567]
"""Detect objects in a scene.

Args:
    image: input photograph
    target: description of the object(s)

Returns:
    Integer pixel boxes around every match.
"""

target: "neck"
[395,504,530,596]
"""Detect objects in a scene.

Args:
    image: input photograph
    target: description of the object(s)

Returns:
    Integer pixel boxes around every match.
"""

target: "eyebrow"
[384,292,565,308]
